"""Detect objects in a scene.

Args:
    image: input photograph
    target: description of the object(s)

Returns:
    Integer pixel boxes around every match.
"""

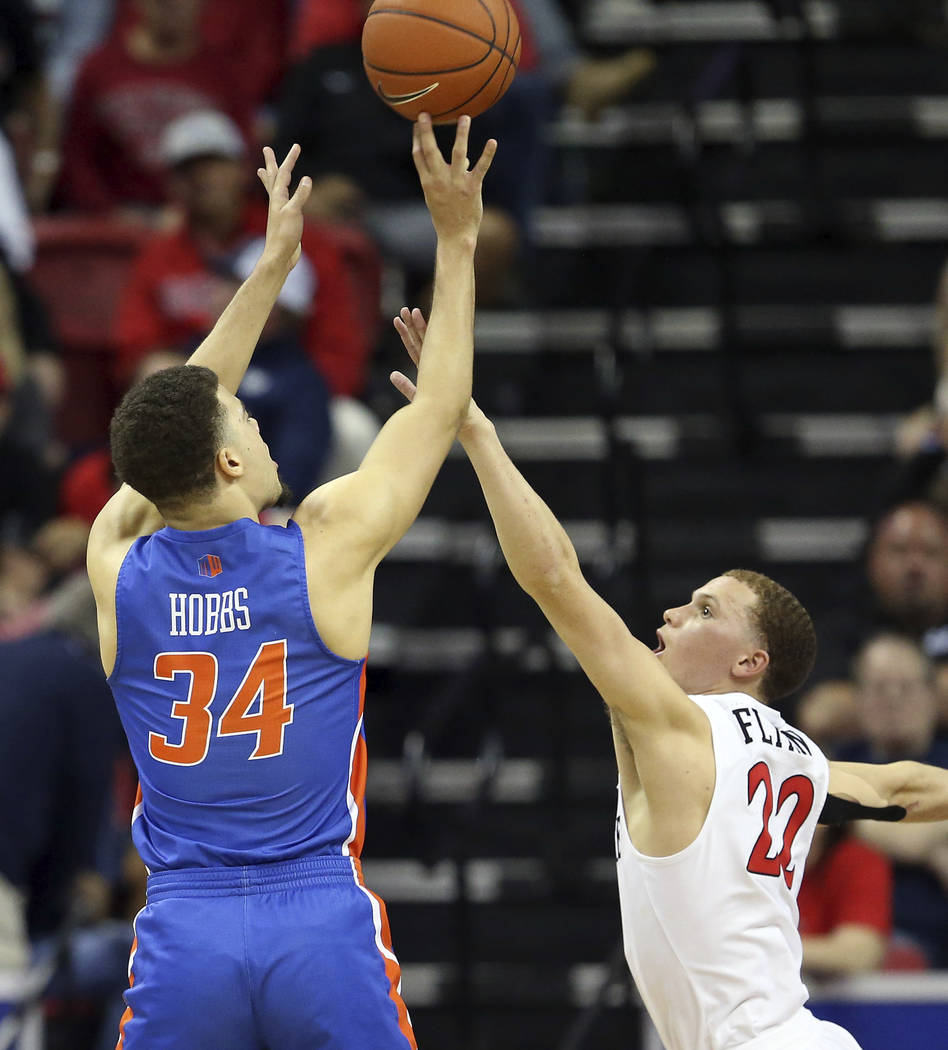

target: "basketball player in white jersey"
[390,310,948,1050]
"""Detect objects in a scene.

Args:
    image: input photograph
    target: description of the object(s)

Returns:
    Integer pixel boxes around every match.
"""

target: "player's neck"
[698,681,768,705]
[161,489,261,532]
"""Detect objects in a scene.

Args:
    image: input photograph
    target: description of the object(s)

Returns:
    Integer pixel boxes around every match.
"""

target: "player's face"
[218,389,283,508]
[653,575,764,695]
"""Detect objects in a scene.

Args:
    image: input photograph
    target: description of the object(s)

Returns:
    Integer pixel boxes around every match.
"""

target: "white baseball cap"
[161,110,246,168]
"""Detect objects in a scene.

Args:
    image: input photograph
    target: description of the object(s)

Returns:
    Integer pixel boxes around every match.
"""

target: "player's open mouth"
[653,632,665,654]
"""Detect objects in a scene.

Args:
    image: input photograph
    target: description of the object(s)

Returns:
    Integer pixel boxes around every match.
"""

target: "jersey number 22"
[746,761,814,889]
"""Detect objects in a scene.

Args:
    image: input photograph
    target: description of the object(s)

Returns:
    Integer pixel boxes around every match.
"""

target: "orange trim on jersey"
[115,935,137,1049]
[347,662,368,858]
[351,860,416,1049]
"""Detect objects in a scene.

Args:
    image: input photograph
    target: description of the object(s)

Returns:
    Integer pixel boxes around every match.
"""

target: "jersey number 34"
[148,641,293,766]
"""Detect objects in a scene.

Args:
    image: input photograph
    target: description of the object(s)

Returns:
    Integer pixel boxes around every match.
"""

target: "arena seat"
[29,216,146,447]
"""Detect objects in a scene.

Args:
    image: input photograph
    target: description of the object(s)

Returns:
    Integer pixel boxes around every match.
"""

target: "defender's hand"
[257,144,312,271]
[411,114,497,244]
[391,306,484,434]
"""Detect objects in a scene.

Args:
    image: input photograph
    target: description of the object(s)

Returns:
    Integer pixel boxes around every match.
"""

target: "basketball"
[361,0,521,124]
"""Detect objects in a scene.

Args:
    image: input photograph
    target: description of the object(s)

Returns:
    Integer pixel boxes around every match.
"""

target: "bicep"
[340,399,460,560]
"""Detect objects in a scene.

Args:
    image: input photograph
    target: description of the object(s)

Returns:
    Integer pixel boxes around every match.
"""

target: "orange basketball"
[361,0,521,124]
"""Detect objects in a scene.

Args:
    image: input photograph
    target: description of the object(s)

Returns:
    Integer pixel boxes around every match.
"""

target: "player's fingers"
[411,118,430,179]
[289,174,312,209]
[470,138,498,181]
[409,307,428,336]
[390,370,417,402]
[451,115,471,169]
[262,146,278,182]
[275,143,301,195]
[416,113,444,171]
[393,314,422,364]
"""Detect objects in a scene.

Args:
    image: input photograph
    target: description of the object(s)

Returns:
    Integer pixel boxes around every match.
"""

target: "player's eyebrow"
[237,399,248,419]
[693,591,719,609]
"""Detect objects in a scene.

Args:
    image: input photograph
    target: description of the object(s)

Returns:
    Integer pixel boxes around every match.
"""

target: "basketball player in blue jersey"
[391,311,948,1050]
[86,116,495,1050]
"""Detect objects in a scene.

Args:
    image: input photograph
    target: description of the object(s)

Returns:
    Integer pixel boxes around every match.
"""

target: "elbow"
[885,760,925,810]
[517,547,581,600]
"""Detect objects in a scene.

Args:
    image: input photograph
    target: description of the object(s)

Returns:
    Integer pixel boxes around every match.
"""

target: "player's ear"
[216,444,244,479]
[734,648,769,681]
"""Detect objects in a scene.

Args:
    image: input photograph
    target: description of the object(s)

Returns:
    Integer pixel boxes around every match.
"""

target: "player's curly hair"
[109,365,225,510]
[723,568,817,704]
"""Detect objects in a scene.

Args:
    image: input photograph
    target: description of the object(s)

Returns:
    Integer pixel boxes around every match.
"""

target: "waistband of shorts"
[146,854,362,901]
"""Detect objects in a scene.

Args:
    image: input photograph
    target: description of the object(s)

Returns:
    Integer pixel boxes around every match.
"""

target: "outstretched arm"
[293,115,496,565]
[830,760,948,823]
[389,311,700,738]
[186,144,311,393]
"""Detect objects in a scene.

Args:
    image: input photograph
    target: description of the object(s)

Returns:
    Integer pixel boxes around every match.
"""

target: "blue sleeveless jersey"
[108,518,368,872]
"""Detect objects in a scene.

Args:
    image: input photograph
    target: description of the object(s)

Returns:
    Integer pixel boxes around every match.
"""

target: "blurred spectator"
[894,259,948,512]
[798,825,892,976]
[42,0,116,105]
[276,0,526,305]
[0,0,50,256]
[278,0,653,305]
[798,501,948,743]
[0,630,123,1047]
[113,109,378,497]
[57,0,256,219]
[836,634,948,967]
[516,0,655,120]
[0,257,64,536]
[113,0,287,115]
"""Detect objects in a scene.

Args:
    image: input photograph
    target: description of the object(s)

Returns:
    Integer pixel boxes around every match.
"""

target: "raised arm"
[293,115,495,565]
[186,144,311,393]
[88,144,311,550]
[388,311,698,738]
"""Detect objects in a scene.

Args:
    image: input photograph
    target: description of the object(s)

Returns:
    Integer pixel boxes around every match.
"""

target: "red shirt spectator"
[115,200,370,397]
[58,6,254,213]
[115,0,289,106]
[60,447,114,524]
[798,834,892,938]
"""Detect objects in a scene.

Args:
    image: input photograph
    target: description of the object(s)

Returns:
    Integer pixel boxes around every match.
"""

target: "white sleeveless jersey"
[615,691,830,1050]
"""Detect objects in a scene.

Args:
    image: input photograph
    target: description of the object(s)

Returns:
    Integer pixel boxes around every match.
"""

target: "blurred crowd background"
[0,1,947,1049]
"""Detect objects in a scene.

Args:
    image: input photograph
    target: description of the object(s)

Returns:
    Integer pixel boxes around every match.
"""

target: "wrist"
[252,252,293,284]
[436,232,478,257]
[458,404,492,446]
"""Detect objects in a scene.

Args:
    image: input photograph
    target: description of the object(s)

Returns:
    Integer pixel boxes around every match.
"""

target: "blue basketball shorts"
[115,855,416,1050]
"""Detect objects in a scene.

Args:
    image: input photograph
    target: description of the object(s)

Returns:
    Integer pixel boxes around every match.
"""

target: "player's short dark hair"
[109,365,225,510]
[723,568,817,704]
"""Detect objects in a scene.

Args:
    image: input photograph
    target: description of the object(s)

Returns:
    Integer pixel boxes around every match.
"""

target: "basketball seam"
[364,0,519,119]
[428,0,514,119]
[364,8,505,56]
[429,54,518,119]
[487,0,516,108]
